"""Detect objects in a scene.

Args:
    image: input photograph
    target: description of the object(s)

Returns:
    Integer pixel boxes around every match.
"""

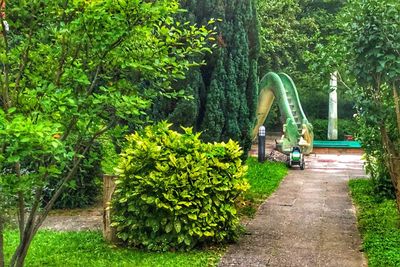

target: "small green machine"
[288,146,305,170]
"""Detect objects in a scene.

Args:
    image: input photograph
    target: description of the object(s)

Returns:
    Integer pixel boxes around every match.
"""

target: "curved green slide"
[252,72,313,155]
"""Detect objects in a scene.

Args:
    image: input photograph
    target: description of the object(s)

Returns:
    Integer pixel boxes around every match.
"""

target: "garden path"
[42,207,102,231]
[219,153,367,267]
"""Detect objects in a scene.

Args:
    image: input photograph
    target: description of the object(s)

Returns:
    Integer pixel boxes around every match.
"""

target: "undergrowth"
[349,179,400,267]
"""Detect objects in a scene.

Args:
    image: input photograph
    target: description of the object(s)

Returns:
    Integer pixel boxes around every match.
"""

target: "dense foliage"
[0,0,213,265]
[153,0,260,156]
[312,119,358,140]
[112,122,249,251]
[257,0,356,126]
[343,0,400,203]
[257,0,315,74]
[43,144,103,209]
[350,179,400,266]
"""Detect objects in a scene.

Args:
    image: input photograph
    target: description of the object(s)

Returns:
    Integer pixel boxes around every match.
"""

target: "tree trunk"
[387,153,400,212]
[103,175,118,243]
[0,216,5,267]
[13,246,28,267]
[14,237,33,267]
[381,126,400,211]
[391,158,400,213]
[393,84,400,135]
[9,126,110,267]
[10,233,28,267]
[15,163,25,242]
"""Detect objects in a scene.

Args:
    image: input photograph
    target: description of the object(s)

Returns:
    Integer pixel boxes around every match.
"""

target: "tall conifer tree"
[153,0,260,155]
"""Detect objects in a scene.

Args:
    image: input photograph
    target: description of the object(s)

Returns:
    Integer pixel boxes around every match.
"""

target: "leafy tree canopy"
[0,0,213,265]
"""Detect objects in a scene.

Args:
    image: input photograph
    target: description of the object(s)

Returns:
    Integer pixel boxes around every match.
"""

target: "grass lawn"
[240,157,288,217]
[4,157,287,266]
[4,231,222,267]
[349,179,400,267]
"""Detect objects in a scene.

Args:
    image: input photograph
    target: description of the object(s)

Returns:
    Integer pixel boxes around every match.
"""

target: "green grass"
[3,157,287,266]
[349,179,400,267]
[4,231,221,267]
[239,157,288,217]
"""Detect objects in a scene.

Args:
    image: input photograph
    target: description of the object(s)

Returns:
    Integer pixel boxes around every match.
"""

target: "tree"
[0,1,212,265]
[152,0,260,156]
[255,0,357,128]
[344,0,400,207]
[257,0,316,74]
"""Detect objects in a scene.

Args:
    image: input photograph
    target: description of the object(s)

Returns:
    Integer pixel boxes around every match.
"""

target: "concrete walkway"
[219,153,367,267]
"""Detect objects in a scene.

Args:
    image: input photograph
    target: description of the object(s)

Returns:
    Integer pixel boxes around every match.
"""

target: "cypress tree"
[153,0,260,156]
[151,69,203,130]
[200,55,227,141]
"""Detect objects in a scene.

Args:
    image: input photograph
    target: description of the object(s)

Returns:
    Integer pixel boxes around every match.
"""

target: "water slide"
[252,72,313,155]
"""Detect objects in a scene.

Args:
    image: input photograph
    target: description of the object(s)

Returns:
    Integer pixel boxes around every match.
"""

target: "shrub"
[349,179,400,266]
[355,114,394,198]
[312,118,358,140]
[112,122,249,251]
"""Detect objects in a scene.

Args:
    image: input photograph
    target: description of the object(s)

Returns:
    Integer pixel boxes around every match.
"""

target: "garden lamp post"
[258,126,266,162]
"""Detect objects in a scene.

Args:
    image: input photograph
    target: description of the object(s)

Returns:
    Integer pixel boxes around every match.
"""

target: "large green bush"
[112,122,249,251]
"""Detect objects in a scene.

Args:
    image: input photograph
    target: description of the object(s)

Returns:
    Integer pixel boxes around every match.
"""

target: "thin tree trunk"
[9,187,43,267]
[10,122,115,267]
[15,163,25,242]
[10,153,89,267]
[0,216,5,267]
[381,126,400,212]
[14,232,34,267]
[0,14,11,110]
[393,84,400,135]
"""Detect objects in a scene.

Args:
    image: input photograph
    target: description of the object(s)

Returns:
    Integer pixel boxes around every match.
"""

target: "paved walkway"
[219,153,367,267]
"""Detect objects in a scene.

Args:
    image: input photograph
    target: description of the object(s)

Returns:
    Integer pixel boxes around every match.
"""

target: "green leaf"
[184,236,191,246]
[7,155,20,163]
[20,137,30,143]
[51,141,59,148]
[7,107,16,114]
[165,223,173,233]
[204,231,214,237]
[188,214,197,220]
[174,221,181,233]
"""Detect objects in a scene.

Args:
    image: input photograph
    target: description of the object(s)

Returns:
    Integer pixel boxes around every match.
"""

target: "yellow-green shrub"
[112,122,249,251]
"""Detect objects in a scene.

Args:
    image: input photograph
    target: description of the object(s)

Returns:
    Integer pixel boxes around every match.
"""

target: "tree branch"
[87,64,102,95]
[55,41,68,87]
[0,215,4,267]
[0,14,11,110]
[336,71,353,91]
[15,29,33,97]
[33,120,116,233]
[15,163,25,243]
